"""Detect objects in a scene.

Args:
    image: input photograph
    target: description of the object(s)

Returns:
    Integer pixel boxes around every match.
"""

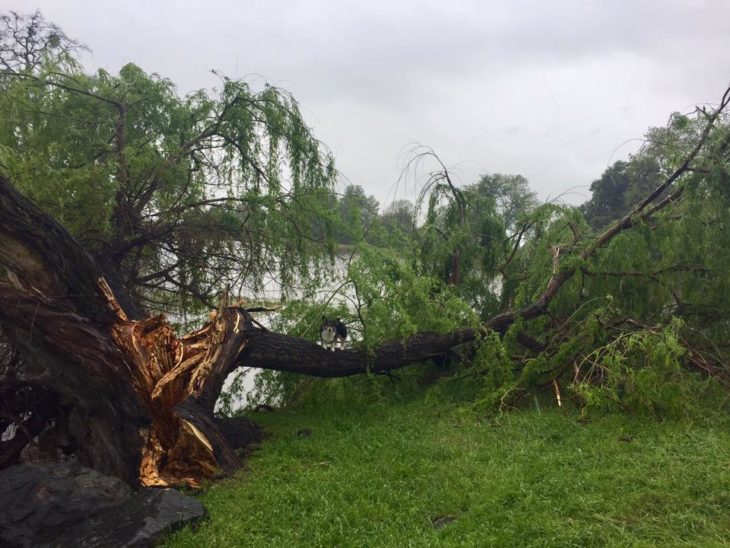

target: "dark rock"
[0,461,131,546]
[296,428,312,438]
[58,488,207,547]
[0,462,206,547]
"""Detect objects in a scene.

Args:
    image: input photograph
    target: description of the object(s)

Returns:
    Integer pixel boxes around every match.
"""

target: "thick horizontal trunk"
[243,327,481,377]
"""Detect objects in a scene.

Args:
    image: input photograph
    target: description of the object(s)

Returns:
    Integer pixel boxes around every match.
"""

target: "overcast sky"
[5,0,730,208]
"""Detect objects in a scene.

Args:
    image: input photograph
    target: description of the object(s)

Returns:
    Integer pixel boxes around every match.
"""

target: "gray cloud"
[5,0,730,207]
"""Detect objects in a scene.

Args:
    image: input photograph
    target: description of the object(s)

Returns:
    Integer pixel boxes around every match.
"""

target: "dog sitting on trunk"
[320,317,347,351]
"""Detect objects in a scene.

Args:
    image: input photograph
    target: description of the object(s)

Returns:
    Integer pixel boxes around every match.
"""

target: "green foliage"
[367,199,416,250]
[237,246,481,410]
[503,204,588,314]
[334,184,380,245]
[470,330,519,411]
[472,172,539,232]
[418,180,508,317]
[0,12,338,316]
[457,107,730,419]
[582,159,663,229]
[242,100,730,420]
[572,319,725,418]
[6,12,730,425]
[348,245,479,350]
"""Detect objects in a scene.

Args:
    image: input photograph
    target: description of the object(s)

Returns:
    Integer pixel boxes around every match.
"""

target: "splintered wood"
[99,277,247,488]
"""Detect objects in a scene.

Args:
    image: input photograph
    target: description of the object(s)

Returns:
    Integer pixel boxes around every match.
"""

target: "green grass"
[164,394,730,547]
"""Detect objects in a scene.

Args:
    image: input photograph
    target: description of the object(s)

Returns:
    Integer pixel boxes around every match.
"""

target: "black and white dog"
[320,317,347,351]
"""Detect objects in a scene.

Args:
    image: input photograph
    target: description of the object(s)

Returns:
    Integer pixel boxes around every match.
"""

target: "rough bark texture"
[243,326,482,376]
[0,174,147,485]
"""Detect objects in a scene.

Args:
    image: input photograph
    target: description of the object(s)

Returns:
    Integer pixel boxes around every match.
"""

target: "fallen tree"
[0,165,489,482]
[1,81,729,488]
[0,169,482,486]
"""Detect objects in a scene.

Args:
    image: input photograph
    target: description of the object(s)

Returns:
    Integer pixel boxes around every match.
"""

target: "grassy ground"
[164,392,730,547]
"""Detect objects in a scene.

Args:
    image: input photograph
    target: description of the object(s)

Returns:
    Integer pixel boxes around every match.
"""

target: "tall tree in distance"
[370,199,415,248]
[336,184,380,245]
[582,159,663,229]
[471,173,538,233]
[416,164,539,317]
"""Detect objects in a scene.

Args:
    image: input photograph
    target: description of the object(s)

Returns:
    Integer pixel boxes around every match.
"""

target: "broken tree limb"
[483,86,730,337]
[99,288,250,487]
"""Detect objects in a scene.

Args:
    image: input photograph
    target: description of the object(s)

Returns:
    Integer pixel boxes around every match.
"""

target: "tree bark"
[0,174,148,484]
[243,326,481,377]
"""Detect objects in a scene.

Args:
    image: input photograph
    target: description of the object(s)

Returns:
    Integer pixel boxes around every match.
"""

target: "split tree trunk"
[0,174,250,486]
